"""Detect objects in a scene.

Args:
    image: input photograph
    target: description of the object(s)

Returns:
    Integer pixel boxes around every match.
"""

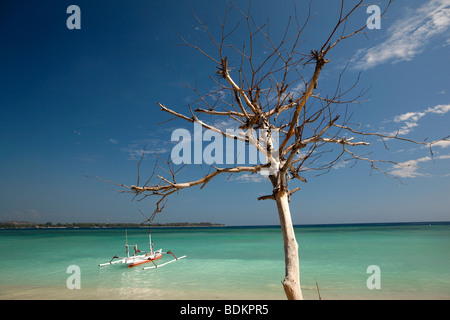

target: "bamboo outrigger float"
[98,230,186,269]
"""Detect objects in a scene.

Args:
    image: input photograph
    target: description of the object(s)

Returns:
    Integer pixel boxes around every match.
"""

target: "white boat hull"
[99,249,163,268]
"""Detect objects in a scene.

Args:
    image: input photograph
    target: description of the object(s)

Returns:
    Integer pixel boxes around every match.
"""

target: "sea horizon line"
[1,220,449,230]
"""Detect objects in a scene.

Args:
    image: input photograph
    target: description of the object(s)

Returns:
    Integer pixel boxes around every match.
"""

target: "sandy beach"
[2,283,450,300]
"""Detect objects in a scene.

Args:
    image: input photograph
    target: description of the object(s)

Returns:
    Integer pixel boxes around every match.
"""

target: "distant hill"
[0,221,225,229]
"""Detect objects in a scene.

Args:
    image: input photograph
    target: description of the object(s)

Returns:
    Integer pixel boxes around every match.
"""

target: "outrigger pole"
[143,253,187,270]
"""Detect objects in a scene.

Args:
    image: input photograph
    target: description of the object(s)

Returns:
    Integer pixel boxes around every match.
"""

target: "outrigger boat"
[98,230,186,269]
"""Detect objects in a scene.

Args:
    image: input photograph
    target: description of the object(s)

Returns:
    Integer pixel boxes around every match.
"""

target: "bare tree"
[99,0,449,300]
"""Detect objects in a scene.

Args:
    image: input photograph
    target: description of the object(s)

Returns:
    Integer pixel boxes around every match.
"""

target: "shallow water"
[1,223,449,299]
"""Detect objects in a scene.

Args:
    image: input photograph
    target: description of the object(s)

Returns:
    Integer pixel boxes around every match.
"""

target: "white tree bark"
[274,190,303,300]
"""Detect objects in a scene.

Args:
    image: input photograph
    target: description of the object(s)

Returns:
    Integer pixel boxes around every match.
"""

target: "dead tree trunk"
[272,176,302,300]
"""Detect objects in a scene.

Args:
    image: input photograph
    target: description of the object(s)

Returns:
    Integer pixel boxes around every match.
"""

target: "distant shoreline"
[1,220,449,230]
[0,221,225,230]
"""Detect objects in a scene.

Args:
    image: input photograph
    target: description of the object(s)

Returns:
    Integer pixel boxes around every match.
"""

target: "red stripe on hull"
[127,254,162,268]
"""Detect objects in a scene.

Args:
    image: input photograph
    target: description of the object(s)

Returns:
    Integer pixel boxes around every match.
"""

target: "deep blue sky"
[1,0,449,225]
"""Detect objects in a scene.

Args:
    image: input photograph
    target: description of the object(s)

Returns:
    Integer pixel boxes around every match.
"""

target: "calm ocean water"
[0,223,449,300]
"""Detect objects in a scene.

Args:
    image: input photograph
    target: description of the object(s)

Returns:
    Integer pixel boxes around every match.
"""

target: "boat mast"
[149,229,153,254]
[125,229,129,258]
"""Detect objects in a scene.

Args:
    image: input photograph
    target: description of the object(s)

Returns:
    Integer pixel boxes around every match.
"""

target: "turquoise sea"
[0,223,449,300]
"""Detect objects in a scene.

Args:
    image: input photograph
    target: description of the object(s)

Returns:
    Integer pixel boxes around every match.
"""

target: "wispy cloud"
[390,104,450,135]
[390,154,450,177]
[353,0,450,70]
[231,173,266,183]
[123,143,171,159]
[122,137,171,159]
[432,140,450,148]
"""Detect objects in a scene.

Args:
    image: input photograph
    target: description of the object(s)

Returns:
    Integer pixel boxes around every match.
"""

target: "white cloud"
[333,160,348,170]
[291,82,305,95]
[354,0,450,70]
[432,140,450,148]
[393,112,426,123]
[391,104,450,135]
[390,154,450,177]
[426,104,450,114]
[267,81,305,104]
[231,173,266,183]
